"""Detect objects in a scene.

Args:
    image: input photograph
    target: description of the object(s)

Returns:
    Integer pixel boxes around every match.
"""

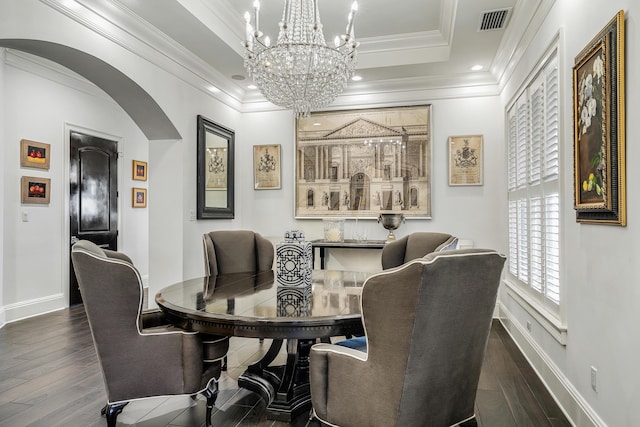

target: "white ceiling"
[93,0,526,108]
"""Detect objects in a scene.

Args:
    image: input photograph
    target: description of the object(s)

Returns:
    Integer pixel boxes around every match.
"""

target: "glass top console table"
[310,239,386,269]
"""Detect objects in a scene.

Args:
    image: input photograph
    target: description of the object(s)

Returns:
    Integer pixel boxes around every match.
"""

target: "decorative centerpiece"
[323,218,345,242]
[378,213,405,243]
[276,230,312,287]
[277,286,312,317]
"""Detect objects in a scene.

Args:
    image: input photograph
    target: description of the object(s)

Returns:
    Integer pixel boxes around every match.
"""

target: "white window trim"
[503,279,567,344]
[504,32,567,345]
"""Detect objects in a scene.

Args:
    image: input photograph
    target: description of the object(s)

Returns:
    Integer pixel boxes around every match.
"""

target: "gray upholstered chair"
[202,230,275,362]
[381,231,458,269]
[71,240,227,427]
[203,230,274,276]
[310,248,506,427]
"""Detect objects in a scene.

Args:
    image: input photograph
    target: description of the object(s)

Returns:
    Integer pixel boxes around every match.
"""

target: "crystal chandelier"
[243,0,359,117]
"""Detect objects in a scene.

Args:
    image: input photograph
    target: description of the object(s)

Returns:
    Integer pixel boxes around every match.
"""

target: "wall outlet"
[189,210,196,221]
[591,366,598,392]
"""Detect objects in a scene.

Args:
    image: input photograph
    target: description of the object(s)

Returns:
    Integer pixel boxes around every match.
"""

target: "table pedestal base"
[238,338,314,422]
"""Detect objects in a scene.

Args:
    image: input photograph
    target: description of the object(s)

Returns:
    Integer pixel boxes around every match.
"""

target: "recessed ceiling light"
[231,74,246,81]
[470,64,483,71]
[207,85,220,93]
[61,0,80,9]
[247,84,258,90]
[312,122,321,126]
[351,75,363,81]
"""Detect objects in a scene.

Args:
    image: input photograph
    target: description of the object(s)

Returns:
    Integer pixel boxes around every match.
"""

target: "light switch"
[22,211,29,222]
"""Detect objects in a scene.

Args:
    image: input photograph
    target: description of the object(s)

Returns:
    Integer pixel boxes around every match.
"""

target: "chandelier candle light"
[243,0,359,117]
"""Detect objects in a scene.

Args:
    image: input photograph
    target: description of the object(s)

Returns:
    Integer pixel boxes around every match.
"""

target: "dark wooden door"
[69,131,118,305]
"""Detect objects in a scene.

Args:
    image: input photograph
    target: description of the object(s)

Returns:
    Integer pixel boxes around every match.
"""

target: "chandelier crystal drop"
[243,0,359,117]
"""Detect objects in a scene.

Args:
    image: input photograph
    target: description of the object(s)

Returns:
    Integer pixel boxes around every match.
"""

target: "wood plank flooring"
[0,306,571,427]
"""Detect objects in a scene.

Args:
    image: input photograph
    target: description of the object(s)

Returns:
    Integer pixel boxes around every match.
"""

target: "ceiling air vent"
[478,8,512,31]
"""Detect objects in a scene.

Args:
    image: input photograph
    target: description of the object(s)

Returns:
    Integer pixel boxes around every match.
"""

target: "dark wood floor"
[0,306,571,427]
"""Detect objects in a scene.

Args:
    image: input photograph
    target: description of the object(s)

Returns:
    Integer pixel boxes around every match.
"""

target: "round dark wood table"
[155,269,370,421]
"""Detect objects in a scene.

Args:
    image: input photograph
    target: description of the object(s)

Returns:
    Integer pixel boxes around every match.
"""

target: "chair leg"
[104,402,128,427]
[460,416,478,427]
[202,379,219,427]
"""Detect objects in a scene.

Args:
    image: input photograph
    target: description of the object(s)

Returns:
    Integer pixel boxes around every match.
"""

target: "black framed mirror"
[197,115,234,219]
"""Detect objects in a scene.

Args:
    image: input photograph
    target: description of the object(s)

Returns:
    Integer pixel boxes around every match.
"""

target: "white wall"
[499,1,639,426]
[229,98,506,273]
[1,53,150,320]
[0,48,5,326]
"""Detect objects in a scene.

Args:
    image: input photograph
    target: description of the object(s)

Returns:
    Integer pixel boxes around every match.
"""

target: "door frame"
[63,123,123,306]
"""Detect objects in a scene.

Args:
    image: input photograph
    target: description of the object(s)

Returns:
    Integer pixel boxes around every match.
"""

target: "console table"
[311,239,386,269]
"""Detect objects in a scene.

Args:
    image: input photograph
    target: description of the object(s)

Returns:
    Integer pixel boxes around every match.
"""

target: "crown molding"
[492,0,557,92]
[39,0,244,110]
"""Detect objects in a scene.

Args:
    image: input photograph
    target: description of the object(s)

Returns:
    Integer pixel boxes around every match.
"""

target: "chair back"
[346,249,505,426]
[72,240,207,402]
[203,230,274,276]
[310,249,505,427]
[381,231,457,269]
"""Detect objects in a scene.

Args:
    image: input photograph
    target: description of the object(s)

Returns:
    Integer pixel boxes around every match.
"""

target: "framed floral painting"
[572,10,625,225]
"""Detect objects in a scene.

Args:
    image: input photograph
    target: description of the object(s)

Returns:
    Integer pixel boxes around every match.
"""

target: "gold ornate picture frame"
[295,105,432,219]
[132,160,147,181]
[448,135,483,186]
[572,10,625,225]
[253,144,281,190]
[132,187,147,208]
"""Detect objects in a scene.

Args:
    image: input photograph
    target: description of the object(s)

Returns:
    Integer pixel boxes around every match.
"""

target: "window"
[506,48,560,315]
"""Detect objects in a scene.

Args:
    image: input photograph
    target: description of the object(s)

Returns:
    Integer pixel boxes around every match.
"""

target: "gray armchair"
[71,240,227,427]
[310,248,506,427]
[203,230,274,276]
[203,230,275,361]
[381,231,458,269]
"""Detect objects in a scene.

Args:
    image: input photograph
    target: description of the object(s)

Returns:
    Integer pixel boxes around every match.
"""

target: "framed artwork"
[572,10,625,225]
[21,176,51,204]
[132,187,147,208]
[295,105,432,219]
[448,135,483,186]
[132,160,147,181]
[20,139,51,170]
[254,144,281,190]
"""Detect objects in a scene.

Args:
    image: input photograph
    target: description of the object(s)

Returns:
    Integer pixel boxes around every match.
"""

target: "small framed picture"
[21,176,51,204]
[132,160,147,181]
[448,135,484,186]
[253,144,281,190]
[132,187,147,208]
[20,139,51,170]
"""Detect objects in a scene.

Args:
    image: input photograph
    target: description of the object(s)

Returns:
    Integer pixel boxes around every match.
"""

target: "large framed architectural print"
[295,105,432,219]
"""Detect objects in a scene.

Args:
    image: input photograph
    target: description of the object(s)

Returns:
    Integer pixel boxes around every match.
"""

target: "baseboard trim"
[3,293,67,324]
[498,303,606,427]
[0,306,6,329]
